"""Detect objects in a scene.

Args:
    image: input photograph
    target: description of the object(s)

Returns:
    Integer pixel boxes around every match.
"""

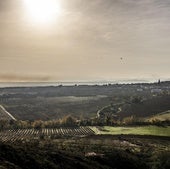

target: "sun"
[24,0,62,24]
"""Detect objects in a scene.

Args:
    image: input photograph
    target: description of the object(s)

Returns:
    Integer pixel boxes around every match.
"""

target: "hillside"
[1,134,170,169]
[0,82,170,120]
[0,142,147,169]
[146,111,170,122]
[118,95,170,119]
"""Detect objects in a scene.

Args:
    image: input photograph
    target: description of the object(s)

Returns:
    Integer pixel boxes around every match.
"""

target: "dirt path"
[0,105,16,121]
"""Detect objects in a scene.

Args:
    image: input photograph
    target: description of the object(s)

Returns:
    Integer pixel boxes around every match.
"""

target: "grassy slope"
[4,96,111,120]
[90,126,170,136]
[118,95,170,118]
[146,111,170,121]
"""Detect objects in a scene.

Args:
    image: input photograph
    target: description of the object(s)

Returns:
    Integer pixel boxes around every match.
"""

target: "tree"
[61,115,77,127]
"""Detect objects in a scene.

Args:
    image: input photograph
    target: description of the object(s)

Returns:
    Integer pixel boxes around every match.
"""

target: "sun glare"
[24,0,62,24]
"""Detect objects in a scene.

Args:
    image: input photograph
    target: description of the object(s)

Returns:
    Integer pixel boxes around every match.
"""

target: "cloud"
[0,0,170,81]
[0,74,51,82]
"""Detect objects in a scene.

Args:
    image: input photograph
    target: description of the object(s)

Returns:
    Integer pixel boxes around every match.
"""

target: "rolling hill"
[117,95,170,119]
[146,110,170,122]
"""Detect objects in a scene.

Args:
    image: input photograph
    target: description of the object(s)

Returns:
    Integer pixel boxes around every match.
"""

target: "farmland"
[0,82,170,169]
[0,127,95,142]
[0,81,170,121]
[0,126,170,143]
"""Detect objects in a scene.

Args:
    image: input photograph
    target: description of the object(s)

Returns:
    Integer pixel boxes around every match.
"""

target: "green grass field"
[90,126,170,136]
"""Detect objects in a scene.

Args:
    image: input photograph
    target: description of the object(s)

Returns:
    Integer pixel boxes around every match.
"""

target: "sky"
[0,0,170,82]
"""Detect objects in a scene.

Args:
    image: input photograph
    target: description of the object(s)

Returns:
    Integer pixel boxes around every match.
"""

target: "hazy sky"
[0,0,170,82]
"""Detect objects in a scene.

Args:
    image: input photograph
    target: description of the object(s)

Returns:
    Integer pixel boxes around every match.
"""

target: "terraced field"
[1,125,169,143]
[0,127,95,142]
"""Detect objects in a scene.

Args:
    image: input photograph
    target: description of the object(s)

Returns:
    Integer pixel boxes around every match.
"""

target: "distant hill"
[0,82,170,121]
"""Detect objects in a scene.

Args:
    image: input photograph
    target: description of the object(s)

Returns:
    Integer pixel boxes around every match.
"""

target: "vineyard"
[0,127,95,142]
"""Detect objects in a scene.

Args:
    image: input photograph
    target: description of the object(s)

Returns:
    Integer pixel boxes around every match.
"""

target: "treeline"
[80,116,170,127]
[0,115,169,130]
[0,115,77,130]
